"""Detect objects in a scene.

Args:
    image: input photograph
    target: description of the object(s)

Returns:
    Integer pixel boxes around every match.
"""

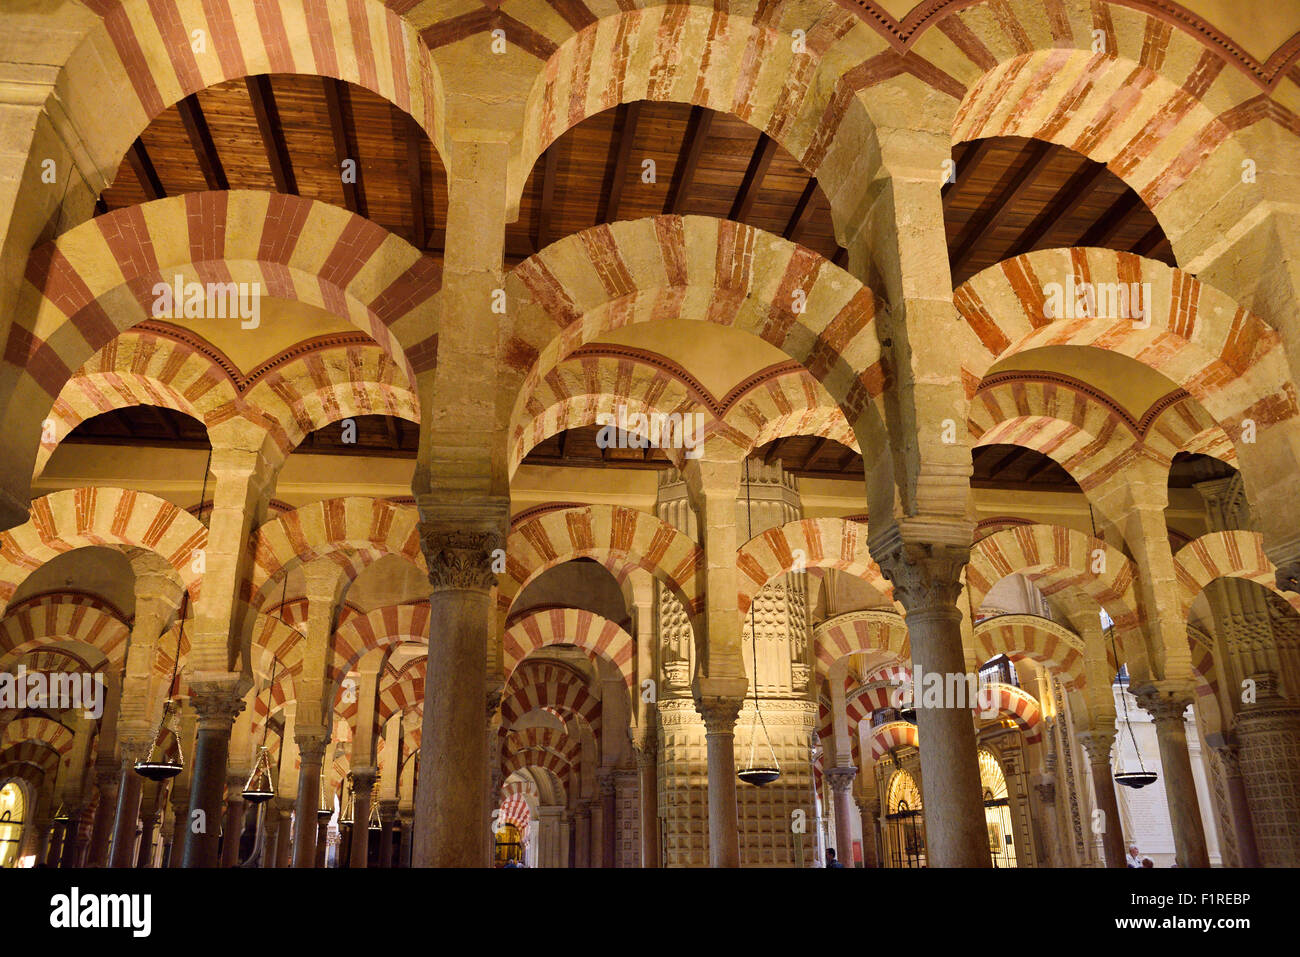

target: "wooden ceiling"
[88,76,1183,488]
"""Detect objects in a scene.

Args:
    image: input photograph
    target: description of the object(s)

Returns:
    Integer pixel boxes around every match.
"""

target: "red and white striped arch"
[500,661,602,741]
[247,497,424,608]
[812,608,909,687]
[503,607,635,698]
[329,603,430,702]
[0,488,205,614]
[737,517,893,616]
[505,217,888,448]
[972,613,1086,690]
[967,523,1140,635]
[502,504,703,628]
[867,721,919,762]
[0,594,131,671]
[978,682,1043,744]
[1173,530,1300,616]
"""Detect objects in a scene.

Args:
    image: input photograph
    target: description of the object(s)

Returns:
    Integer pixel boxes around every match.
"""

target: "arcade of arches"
[2,0,1300,870]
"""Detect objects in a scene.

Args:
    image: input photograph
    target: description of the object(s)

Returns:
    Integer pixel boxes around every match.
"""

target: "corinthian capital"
[1132,682,1194,724]
[420,527,503,591]
[876,539,968,614]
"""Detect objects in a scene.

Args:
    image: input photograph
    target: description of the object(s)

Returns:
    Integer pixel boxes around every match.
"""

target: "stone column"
[1212,740,1261,867]
[398,813,413,868]
[413,521,503,867]
[879,539,990,867]
[827,767,857,865]
[348,768,377,868]
[135,783,161,867]
[632,729,659,868]
[377,800,398,868]
[1135,685,1209,867]
[85,769,118,867]
[108,748,145,868]
[1235,672,1300,866]
[167,793,188,867]
[316,818,329,869]
[182,690,245,867]
[274,807,293,868]
[220,776,244,868]
[293,731,327,867]
[1077,729,1126,867]
[574,804,591,868]
[858,800,879,868]
[695,689,744,868]
[44,820,66,867]
[599,771,617,868]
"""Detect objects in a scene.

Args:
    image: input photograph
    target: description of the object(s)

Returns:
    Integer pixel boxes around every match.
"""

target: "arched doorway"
[494,823,524,867]
[979,750,1018,868]
[0,781,25,868]
[884,770,926,868]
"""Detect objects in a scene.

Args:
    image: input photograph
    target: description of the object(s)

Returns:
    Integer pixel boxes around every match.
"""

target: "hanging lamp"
[242,653,280,803]
[135,450,212,782]
[52,801,69,823]
[366,782,382,833]
[1108,625,1157,789]
[339,773,355,826]
[317,769,333,821]
[736,459,782,787]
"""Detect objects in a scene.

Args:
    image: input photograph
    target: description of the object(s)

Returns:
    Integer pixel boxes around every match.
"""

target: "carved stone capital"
[420,526,503,592]
[693,676,747,734]
[189,688,245,731]
[1133,682,1194,724]
[875,538,968,614]
[295,728,330,764]
[1077,728,1116,766]
[630,724,657,760]
[826,766,856,794]
[349,766,378,791]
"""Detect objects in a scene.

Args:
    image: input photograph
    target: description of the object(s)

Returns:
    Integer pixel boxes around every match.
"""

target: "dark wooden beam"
[125,138,166,201]
[1133,224,1168,259]
[950,139,1054,276]
[729,134,777,224]
[176,94,229,191]
[803,436,830,470]
[664,106,713,215]
[405,113,427,247]
[1021,454,1059,484]
[941,138,994,206]
[985,446,1024,479]
[384,415,400,451]
[763,439,783,466]
[1077,191,1143,248]
[784,179,818,244]
[1004,161,1108,259]
[245,75,296,194]
[534,144,560,251]
[599,100,641,223]
[322,77,366,218]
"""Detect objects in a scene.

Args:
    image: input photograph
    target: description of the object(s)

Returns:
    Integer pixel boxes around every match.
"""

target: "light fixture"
[339,773,355,826]
[134,697,185,781]
[736,459,781,788]
[317,769,333,821]
[52,802,69,823]
[136,449,211,782]
[242,653,280,803]
[367,783,382,833]
[1108,624,1158,789]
